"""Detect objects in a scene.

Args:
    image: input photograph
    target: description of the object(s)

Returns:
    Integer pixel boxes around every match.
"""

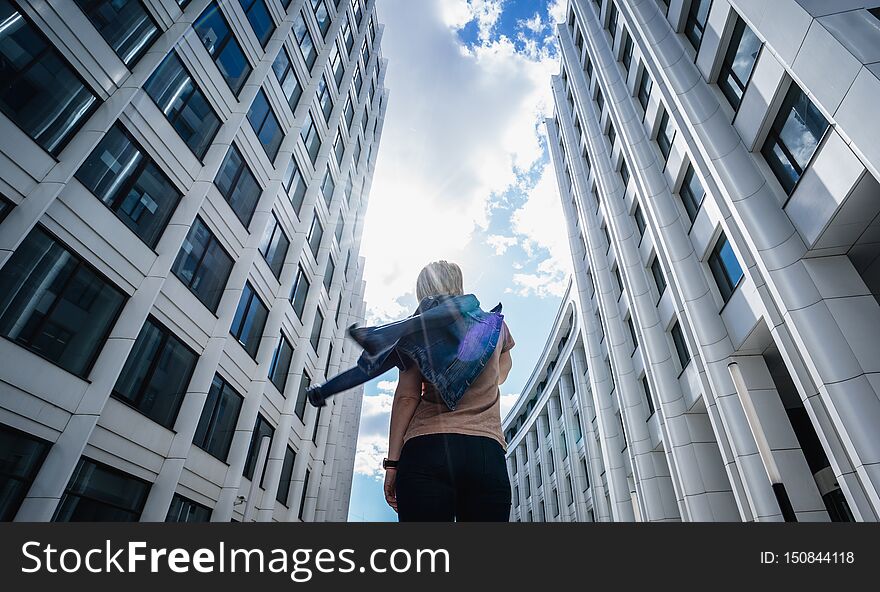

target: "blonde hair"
[416,261,464,302]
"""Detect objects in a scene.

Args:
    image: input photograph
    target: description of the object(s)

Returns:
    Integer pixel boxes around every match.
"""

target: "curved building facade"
[0,0,387,522]
[505,0,880,522]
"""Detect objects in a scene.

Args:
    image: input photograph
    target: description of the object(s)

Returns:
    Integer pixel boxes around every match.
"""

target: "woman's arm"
[384,365,422,512]
[499,350,512,385]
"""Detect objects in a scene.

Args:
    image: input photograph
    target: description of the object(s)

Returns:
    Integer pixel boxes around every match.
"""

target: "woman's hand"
[384,469,398,512]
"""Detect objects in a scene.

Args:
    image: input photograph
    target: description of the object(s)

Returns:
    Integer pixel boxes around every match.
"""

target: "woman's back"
[403,320,515,451]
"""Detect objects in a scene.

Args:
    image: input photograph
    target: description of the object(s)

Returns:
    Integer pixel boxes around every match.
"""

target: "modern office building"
[504,0,880,522]
[0,0,387,522]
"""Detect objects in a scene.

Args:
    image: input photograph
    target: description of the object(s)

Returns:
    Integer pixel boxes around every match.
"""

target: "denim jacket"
[307,294,504,410]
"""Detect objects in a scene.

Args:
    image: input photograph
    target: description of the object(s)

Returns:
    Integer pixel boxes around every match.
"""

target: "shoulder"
[500,319,515,352]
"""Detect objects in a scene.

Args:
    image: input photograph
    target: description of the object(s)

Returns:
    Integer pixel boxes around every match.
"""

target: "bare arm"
[499,350,512,385]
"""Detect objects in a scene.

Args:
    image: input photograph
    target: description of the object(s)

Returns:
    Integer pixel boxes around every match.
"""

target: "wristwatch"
[382,458,398,470]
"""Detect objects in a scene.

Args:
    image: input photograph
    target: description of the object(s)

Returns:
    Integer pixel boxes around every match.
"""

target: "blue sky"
[348,0,567,522]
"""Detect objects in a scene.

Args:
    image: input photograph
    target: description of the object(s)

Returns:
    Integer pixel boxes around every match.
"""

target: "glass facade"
[193,3,252,95]
[718,15,761,109]
[74,0,159,68]
[0,425,49,521]
[761,84,829,195]
[193,374,243,461]
[76,123,181,248]
[230,282,269,359]
[143,52,221,160]
[171,217,234,313]
[0,0,99,156]
[259,213,290,279]
[0,227,126,377]
[113,317,198,429]
[215,143,261,227]
[54,458,149,521]
[708,233,744,303]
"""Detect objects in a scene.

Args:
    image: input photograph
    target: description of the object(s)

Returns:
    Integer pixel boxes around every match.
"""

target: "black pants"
[396,433,511,522]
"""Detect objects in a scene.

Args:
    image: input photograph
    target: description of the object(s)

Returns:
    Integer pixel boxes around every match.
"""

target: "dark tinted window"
[276,445,296,504]
[243,414,275,484]
[0,227,126,377]
[290,265,310,319]
[76,123,181,247]
[268,334,294,394]
[0,425,49,521]
[239,0,274,48]
[0,0,99,155]
[54,458,149,521]
[230,282,269,359]
[248,89,283,161]
[294,372,311,421]
[283,157,308,213]
[215,144,261,227]
[193,374,243,461]
[166,494,211,522]
[193,3,252,94]
[259,213,290,279]
[679,163,705,223]
[143,52,221,159]
[75,0,159,67]
[718,15,760,109]
[708,233,744,302]
[171,217,234,312]
[113,317,198,429]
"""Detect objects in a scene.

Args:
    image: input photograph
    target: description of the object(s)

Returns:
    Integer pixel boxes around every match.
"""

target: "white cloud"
[548,0,567,24]
[354,391,394,481]
[500,392,519,420]
[508,157,572,297]
[486,234,518,255]
[362,0,561,323]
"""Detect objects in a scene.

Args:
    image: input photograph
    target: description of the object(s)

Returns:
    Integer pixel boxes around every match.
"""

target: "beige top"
[402,320,515,451]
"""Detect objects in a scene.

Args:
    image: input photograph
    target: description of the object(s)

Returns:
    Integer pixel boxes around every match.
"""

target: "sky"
[346,0,569,522]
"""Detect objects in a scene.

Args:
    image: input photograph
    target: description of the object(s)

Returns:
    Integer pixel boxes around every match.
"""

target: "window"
[113,317,198,429]
[293,11,317,69]
[230,282,268,359]
[671,320,690,370]
[607,2,618,43]
[193,374,244,461]
[310,0,330,37]
[761,84,829,195]
[193,3,251,94]
[637,67,652,111]
[618,413,627,449]
[353,64,364,95]
[323,256,335,292]
[627,316,638,351]
[344,174,355,206]
[344,95,355,130]
[310,308,324,351]
[334,290,343,324]
[679,163,705,223]
[243,414,275,484]
[248,89,282,160]
[334,217,344,244]
[352,0,364,26]
[333,128,345,165]
[0,227,126,377]
[574,413,583,442]
[329,42,345,88]
[585,56,593,81]
[0,0,100,156]
[54,458,149,521]
[290,265,310,319]
[566,474,574,504]
[259,213,290,279]
[75,0,158,68]
[295,371,311,420]
[272,47,302,111]
[276,445,297,505]
[321,166,335,205]
[607,123,616,147]
[307,214,324,258]
[268,334,294,394]
[76,123,181,248]
[239,0,274,48]
[316,76,334,123]
[166,494,211,522]
[301,112,321,164]
[298,468,310,520]
[708,233,743,302]
[215,144,261,227]
[342,12,355,54]
[613,267,624,296]
[552,489,560,516]
[0,425,49,521]
[312,405,322,442]
[718,15,760,109]
[361,39,370,66]
[651,257,667,297]
[171,217,234,312]
[634,203,646,237]
[580,457,590,490]
[0,193,13,224]
[684,0,711,50]
[283,157,308,213]
[620,159,630,188]
[561,431,568,459]
[621,33,633,74]
[657,109,674,162]
[144,52,221,160]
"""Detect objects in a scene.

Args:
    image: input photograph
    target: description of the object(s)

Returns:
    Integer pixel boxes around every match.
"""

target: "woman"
[383,261,515,522]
